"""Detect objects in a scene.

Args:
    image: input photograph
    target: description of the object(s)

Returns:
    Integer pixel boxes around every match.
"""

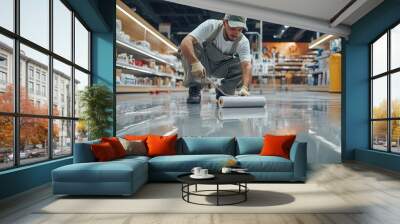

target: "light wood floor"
[1,162,400,224]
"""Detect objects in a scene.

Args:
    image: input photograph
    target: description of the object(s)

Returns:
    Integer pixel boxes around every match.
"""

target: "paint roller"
[204,76,266,108]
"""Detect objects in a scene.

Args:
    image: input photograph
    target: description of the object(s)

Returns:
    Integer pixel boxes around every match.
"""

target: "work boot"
[186,86,201,104]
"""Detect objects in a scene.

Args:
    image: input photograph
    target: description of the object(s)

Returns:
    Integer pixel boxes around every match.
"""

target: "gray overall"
[182,22,243,95]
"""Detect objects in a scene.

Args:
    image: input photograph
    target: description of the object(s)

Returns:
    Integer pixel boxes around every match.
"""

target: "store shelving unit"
[115,0,186,94]
[116,40,175,67]
[116,62,177,78]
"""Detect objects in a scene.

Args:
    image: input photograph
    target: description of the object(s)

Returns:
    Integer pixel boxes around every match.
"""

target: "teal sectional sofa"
[52,137,307,196]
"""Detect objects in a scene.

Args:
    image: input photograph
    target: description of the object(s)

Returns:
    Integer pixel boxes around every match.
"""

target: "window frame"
[0,0,92,171]
[370,20,400,154]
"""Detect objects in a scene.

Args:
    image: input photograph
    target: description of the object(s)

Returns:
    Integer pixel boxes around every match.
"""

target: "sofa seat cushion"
[149,154,235,172]
[236,155,293,172]
[53,159,147,183]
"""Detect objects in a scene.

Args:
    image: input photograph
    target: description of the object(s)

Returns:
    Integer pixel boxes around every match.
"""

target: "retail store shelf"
[116,62,180,79]
[117,40,176,67]
[116,85,187,93]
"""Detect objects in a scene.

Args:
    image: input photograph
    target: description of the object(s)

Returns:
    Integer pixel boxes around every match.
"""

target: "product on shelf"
[134,40,151,51]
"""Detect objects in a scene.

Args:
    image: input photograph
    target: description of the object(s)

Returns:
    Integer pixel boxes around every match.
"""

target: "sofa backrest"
[73,140,100,163]
[235,137,263,155]
[177,137,236,155]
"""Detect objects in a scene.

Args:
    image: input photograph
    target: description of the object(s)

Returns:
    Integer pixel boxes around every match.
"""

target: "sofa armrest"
[289,141,307,181]
[73,141,99,163]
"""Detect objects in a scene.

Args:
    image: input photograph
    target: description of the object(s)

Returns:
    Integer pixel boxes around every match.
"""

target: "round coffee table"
[177,172,255,206]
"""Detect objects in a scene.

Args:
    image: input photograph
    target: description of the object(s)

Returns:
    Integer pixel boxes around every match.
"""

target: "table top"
[177,172,255,185]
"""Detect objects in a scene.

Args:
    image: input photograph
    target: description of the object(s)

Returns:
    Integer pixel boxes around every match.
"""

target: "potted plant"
[79,84,113,140]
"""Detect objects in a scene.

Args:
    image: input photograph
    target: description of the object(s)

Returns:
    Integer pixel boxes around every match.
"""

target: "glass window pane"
[391,24,400,70]
[372,33,387,76]
[20,117,49,165]
[20,0,49,49]
[372,77,387,119]
[392,120,400,153]
[0,116,14,170]
[0,0,14,31]
[372,121,388,151]
[53,119,72,158]
[391,72,400,118]
[53,0,72,60]
[75,120,88,143]
[20,44,49,115]
[74,18,89,70]
[53,59,72,117]
[0,35,14,113]
[74,69,89,118]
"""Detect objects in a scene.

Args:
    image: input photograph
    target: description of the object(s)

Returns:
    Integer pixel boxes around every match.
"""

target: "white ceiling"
[226,0,352,22]
[164,0,384,37]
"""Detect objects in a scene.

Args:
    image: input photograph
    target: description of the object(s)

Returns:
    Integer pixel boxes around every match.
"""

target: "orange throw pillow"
[146,135,177,157]
[101,137,127,158]
[124,135,148,141]
[91,142,117,162]
[260,134,296,159]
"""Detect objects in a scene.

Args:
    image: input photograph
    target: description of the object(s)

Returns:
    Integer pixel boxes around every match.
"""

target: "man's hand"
[191,61,205,78]
[238,85,250,96]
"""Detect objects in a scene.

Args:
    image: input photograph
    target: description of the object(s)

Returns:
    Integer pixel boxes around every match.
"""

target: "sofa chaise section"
[52,142,149,196]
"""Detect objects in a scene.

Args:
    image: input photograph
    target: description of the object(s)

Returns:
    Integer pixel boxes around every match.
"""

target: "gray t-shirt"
[189,19,252,63]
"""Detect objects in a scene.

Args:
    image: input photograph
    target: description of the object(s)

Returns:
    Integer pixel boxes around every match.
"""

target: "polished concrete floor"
[116,90,341,163]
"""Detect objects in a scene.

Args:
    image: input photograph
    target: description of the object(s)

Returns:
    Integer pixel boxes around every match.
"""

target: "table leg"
[195,184,198,192]
[187,184,190,202]
[217,184,219,206]
[245,183,247,201]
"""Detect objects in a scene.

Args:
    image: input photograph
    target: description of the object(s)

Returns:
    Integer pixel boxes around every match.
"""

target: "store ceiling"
[122,0,383,45]
[162,0,383,37]
[122,0,319,45]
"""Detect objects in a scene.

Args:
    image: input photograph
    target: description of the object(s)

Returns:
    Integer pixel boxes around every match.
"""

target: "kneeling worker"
[180,14,253,104]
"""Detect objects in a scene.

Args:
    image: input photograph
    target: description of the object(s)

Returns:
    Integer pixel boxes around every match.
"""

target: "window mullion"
[388,29,391,152]
[71,10,76,153]
[49,0,53,160]
[13,0,21,167]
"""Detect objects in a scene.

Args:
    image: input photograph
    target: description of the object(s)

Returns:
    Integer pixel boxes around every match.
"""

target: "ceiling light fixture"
[116,5,178,52]
[273,25,290,39]
[309,34,334,49]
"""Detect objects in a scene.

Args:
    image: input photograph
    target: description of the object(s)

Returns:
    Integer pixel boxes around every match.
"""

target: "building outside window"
[0,71,6,85]
[28,67,34,80]
[35,69,40,81]
[28,81,34,94]
[0,54,6,67]
[0,54,7,89]
[41,73,46,83]
[35,83,40,95]
[41,85,46,97]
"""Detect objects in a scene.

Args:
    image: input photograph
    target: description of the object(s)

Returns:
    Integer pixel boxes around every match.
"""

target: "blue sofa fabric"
[149,154,234,172]
[73,140,100,163]
[235,137,263,155]
[236,155,293,172]
[178,137,236,155]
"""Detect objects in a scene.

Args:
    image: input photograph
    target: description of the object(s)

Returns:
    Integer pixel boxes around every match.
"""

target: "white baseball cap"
[224,14,248,31]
